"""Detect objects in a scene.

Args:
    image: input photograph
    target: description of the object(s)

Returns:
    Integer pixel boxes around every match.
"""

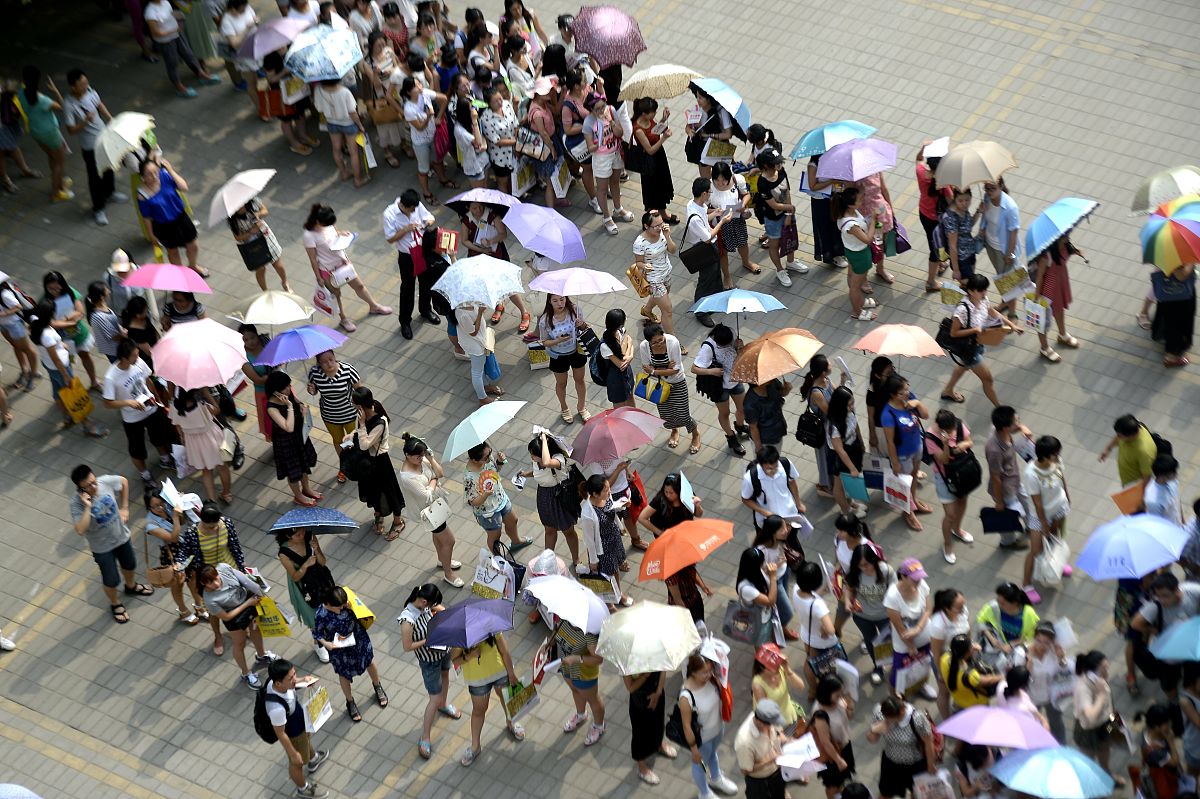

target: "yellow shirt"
[1117,427,1157,485]
[198,522,236,568]
[461,636,507,688]
[752,672,798,725]
[939,652,990,709]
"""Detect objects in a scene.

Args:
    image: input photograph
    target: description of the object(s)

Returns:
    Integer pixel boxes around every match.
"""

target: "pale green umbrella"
[1132,164,1200,214]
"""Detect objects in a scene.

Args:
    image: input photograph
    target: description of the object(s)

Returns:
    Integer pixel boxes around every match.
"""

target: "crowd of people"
[0,1,1197,799]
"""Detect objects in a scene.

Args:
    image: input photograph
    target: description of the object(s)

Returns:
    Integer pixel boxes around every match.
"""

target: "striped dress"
[650,350,696,433]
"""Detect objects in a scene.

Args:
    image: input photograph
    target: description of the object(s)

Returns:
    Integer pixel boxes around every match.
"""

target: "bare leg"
[731,390,747,427]
[715,399,734,436]
[348,277,388,313]
[329,132,349,180]
[572,367,587,413]
[254,267,268,291]
[502,511,522,545]
[971,362,1001,406]
[230,628,251,675]
[272,259,291,291]
[553,371,568,411]
[432,528,457,580]
[941,364,968,398]
[200,468,217,503]
[184,240,200,270]
[166,246,183,266]
[79,352,100,389]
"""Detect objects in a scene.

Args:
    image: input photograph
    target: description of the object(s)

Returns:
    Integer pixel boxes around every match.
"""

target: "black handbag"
[623,139,654,175]
[553,463,586,521]
[678,214,720,275]
[665,689,704,747]
[693,342,724,401]
[794,406,825,448]
[236,234,273,268]
[338,434,373,482]
[935,300,978,366]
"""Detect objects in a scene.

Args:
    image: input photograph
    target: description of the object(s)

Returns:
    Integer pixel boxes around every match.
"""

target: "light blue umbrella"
[789,120,877,160]
[991,747,1114,799]
[444,400,527,460]
[284,26,363,82]
[1024,197,1099,262]
[1150,617,1200,661]
[689,289,786,315]
[1075,513,1187,580]
[688,78,750,139]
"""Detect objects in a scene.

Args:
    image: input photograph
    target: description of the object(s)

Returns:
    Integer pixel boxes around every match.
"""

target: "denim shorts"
[717,382,745,402]
[960,343,985,368]
[326,121,359,135]
[93,539,137,588]
[47,365,74,395]
[418,653,451,694]
[764,216,784,239]
[476,499,512,532]
[468,675,508,696]
[933,470,956,504]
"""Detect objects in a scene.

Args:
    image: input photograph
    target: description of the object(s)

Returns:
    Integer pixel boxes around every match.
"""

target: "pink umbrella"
[938,706,1059,750]
[122,263,213,294]
[852,324,944,358]
[571,5,646,69]
[572,407,660,464]
[151,319,247,389]
[528,266,626,297]
[237,17,312,61]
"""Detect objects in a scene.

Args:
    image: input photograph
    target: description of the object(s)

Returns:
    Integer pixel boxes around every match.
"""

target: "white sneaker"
[863,297,878,309]
[94,210,109,226]
[943,549,957,565]
[110,191,129,204]
[775,270,792,287]
[785,261,810,274]
[710,775,739,796]
[315,644,330,663]
[0,635,14,651]
[255,651,279,667]
[920,681,939,701]
[243,672,262,689]
[833,256,849,268]
[588,197,602,215]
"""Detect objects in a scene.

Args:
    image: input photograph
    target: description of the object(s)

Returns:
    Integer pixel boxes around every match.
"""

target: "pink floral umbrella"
[151,319,246,389]
[571,5,646,69]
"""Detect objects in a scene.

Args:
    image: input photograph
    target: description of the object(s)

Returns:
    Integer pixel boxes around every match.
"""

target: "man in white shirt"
[683,177,732,326]
[264,660,330,799]
[63,69,128,226]
[383,188,438,338]
[102,340,177,485]
[143,0,219,98]
[740,445,805,529]
[1131,572,1200,700]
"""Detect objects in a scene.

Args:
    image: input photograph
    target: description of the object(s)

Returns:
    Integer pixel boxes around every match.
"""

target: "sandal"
[124,583,154,597]
[438,704,462,719]
[212,640,225,656]
[1040,348,1062,363]
[372,516,385,535]
[423,193,440,207]
[459,746,479,766]
[289,145,313,156]
[1137,312,1152,330]
[110,603,130,624]
[924,282,940,293]
[418,739,432,759]
[373,682,389,707]
[384,520,405,541]
[293,495,317,507]
[302,489,324,501]
[630,538,649,552]
[875,271,895,284]
[861,283,875,295]
[1165,356,1190,368]
[619,561,631,572]
[561,408,574,424]
[439,179,459,189]
[563,711,588,733]
[385,155,401,168]
[347,699,362,722]
[639,305,657,322]
[194,604,210,621]
[219,491,233,505]
[485,385,505,396]
[742,263,762,275]
[904,513,923,532]
[667,435,680,449]
[578,408,591,422]
[939,392,965,403]
[689,441,701,455]
[518,312,531,334]
[508,721,526,741]
[1057,334,1080,348]
[490,303,505,324]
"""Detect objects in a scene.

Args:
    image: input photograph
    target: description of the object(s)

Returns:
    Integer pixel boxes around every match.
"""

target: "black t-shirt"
[648,496,693,532]
[756,170,789,221]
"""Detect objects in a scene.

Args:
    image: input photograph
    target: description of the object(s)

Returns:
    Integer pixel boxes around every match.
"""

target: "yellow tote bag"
[58,376,93,423]
[342,587,375,630]
[256,595,293,638]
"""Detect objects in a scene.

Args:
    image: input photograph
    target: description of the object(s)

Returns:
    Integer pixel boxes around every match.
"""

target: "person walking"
[580,474,633,606]
[692,323,747,455]
[927,588,971,717]
[399,583,462,759]
[744,378,791,455]
[306,350,362,483]
[313,586,387,723]
[455,302,504,405]
[883,558,937,701]
[397,434,463,587]
[303,204,393,334]
[143,493,205,625]
[984,405,1033,551]
[1098,413,1158,486]
[734,699,787,799]
[275,526,335,663]
[844,542,895,686]
[197,563,278,688]
[228,198,290,292]
[452,631,524,766]
[638,323,700,454]
[63,69,127,225]
[977,178,1022,316]
[678,653,740,798]
[262,659,331,799]
[754,147,806,286]
[625,669,677,785]
[383,189,438,339]
[0,79,42,195]
[69,465,153,624]
[537,293,591,423]
[0,272,40,391]
[265,371,322,507]
[740,447,805,530]
[801,354,846,498]
[825,385,866,516]
[750,644,806,737]
[810,674,857,798]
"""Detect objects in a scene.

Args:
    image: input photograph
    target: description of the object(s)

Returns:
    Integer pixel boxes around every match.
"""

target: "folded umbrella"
[255,324,348,366]
[688,77,750,139]
[1132,165,1200,215]
[237,16,312,60]
[524,575,609,633]
[426,597,515,649]
[990,747,1114,799]
[815,138,898,182]
[208,169,277,227]
[853,324,944,358]
[639,519,733,581]
[934,140,1017,188]
[121,263,213,294]
[730,328,823,384]
[151,318,246,389]
[232,290,314,326]
[789,119,877,160]
[619,63,702,100]
[443,400,527,460]
[285,26,363,81]
[1024,197,1099,262]
[571,5,646,69]
[1076,513,1188,580]
[1141,194,1200,276]
[94,112,155,174]
[528,266,626,296]
[938,706,1060,749]
[1150,616,1200,661]
[270,506,359,532]
[446,187,519,218]
[504,202,587,264]
[432,254,524,309]
[571,407,660,464]
[596,601,701,674]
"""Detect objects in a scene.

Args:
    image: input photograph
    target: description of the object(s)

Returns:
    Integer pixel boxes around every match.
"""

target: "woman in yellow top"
[750,643,806,737]
[452,631,524,766]
[939,634,1002,711]
[173,503,244,656]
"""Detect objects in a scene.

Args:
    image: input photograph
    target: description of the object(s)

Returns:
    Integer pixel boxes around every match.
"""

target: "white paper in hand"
[924,137,950,158]
[331,632,356,649]
[678,471,696,513]
[834,659,860,702]
[834,356,856,388]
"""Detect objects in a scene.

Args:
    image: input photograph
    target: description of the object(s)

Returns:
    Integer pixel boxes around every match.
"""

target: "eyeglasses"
[984,184,999,192]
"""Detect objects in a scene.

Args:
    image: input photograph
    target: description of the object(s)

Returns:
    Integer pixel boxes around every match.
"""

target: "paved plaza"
[2,0,1200,796]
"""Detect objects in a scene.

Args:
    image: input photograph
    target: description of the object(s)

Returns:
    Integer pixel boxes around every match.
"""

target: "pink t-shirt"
[856,173,893,233]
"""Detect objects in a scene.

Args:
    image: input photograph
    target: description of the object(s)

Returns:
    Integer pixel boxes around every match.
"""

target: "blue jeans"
[469,352,487,399]
[690,727,724,793]
[775,571,794,629]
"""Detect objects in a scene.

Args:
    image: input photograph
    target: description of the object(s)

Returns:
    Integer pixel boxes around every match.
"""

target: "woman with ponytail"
[350,386,405,540]
[800,354,846,498]
[939,633,1001,711]
[84,281,124,363]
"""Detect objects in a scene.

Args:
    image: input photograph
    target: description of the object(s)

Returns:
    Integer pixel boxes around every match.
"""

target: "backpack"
[794,397,825,449]
[253,687,289,744]
[909,708,945,760]
[693,340,725,401]
[589,344,610,386]
[553,461,587,521]
[924,422,983,497]
[0,280,34,311]
[935,300,977,366]
[1146,425,1173,457]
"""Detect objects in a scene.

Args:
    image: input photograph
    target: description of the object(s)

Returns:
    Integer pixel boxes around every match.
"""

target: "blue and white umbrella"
[1075,513,1187,580]
[789,119,877,160]
[688,78,750,140]
[990,747,1114,799]
[284,26,363,82]
[689,288,786,316]
[271,507,358,532]
[1025,197,1099,262]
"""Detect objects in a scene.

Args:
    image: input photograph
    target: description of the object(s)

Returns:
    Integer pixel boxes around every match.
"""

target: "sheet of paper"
[331,632,356,649]
[834,356,856,388]
[678,471,695,513]
[540,658,562,678]
[923,136,950,158]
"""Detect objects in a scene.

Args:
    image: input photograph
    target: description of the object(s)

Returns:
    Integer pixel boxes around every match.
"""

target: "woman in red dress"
[1033,235,1081,363]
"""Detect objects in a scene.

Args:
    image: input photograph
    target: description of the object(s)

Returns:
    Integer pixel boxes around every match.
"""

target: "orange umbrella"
[639,519,734,582]
[852,324,944,357]
[730,327,823,384]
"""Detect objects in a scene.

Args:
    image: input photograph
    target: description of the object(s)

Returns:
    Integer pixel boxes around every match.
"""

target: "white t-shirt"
[1138,583,1200,630]
[454,121,489,177]
[404,89,437,146]
[883,581,931,654]
[599,328,625,361]
[265,682,298,727]
[692,338,738,389]
[287,2,320,25]
[839,212,868,252]
[739,461,801,527]
[63,89,105,150]
[219,6,258,40]
[102,358,157,423]
[38,327,70,371]
[302,227,349,271]
[983,201,1003,249]
[313,85,358,125]
[1020,460,1068,522]
[632,233,672,284]
[143,0,180,41]
[796,594,839,648]
[681,681,722,738]
[953,297,989,330]
[927,607,971,645]
[683,199,714,247]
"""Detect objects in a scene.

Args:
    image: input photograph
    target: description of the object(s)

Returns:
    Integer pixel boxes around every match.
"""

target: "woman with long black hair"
[350,386,405,540]
[800,354,846,498]
[844,543,895,686]
[736,544,780,648]
[825,385,865,516]
[399,583,461,760]
[600,308,635,408]
[520,431,581,567]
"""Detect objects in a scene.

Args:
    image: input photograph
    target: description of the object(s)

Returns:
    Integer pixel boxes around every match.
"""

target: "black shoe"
[695,312,716,328]
[400,323,413,340]
[421,310,441,325]
[735,423,751,440]
[726,433,746,456]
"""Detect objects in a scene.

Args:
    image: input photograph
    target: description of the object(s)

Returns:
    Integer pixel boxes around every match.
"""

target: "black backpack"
[338,432,373,481]
[935,300,977,366]
[589,345,610,386]
[745,457,793,506]
[925,422,983,497]
[1146,425,1173,457]
[553,462,587,521]
[664,689,704,747]
[694,341,725,401]
[253,687,288,744]
[794,403,825,448]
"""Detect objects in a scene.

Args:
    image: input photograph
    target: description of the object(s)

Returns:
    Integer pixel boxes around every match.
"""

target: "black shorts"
[150,214,198,249]
[548,350,586,373]
[491,163,513,178]
[224,605,258,631]
[878,753,925,799]
[122,408,176,461]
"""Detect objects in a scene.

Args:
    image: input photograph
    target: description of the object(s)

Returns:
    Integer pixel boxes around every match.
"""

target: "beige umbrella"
[934,140,1018,188]
[228,290,313,326]
[1131,165,1200,215]
[94,112,155,174]
[730,327,824,384]
[618,63,702,100]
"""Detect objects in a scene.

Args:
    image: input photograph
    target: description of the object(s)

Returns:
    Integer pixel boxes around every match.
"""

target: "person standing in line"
[880,374,932,531]
[170,388,234,505]
[984,405,1033,551]
[1144,454,1182,523]
[399,583,462,760]
[198,563,279,688]
[263,659,331,799]
[866,695,939,799]
[638,322,700,454]
[69,465,154,625]
[142,0,221,98]
[692,323,748,455]
[834,186,879,322]
[624,669,677,786]
[18,66,72,202]
[383,189,437,340]
[753,147,807,286]
[1072,650,1127,788]
[350,387,406,540]
[744,377,791,455]
[632,210,678,336]
[265,371,322,507]
[599,308,636,409]
[0,271,40,391]
[734,699,787,799]
[923,409,977,565]
[62,69,128,226]
[312,78,370,188]
[102,339,177,487]
[537,293,591,424]
[914,142,952,291]
[1098,413,1158,487]
[883,558,938,701]
[228,198,291,292]
[306,350,362,483]
[275,527,334,664]
[678,653,740,798]
[977,178,1022,317]
[451,631,524,766]
[137,159,208,277]
[313,587,388,723]
[1018,435,1071,605]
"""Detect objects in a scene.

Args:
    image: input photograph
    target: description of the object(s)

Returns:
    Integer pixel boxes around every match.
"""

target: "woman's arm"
[399,619,428,652]
[161,160,188,193]
[266,397,294,432]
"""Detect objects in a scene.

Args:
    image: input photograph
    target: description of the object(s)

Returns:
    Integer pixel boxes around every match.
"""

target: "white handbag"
[420,496,451,530]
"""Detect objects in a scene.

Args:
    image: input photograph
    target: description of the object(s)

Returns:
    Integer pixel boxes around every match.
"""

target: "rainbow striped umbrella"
[1141,193,1200,275]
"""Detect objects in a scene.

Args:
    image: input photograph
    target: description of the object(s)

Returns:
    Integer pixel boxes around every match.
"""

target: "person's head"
[238,322,264,351]
[70,464,97,494]
[815,674,844,707]
[710,323,734,346]
[991,405,1018,434]
[961,743,991,771]
[405,582,443,609]
[66,68,88,97]
[169,291,196,310]
[832,185,860,219]
[381,1,402,23]
[632,96,657,121]
[555,12,574,36]
[526,432,567,461]
[315,351,342,376]
[583,474,609,504]
[1184,663,1200,693]
[398,188,421,213]
[1075,649,1108,679]
[502,33,527,64]
[400,432,429,464]
[692,89,713,112]
[897,557,927,586]
[751,515,786,550]
[642,323,666,350]
[268,658,297,690]
[647,474,681,509]
[879,695,905,719]
[197,564,222,592]
[795,561,824,594]
[21,64,41,101]
[1144,703,1174,737]
[1032,620,1057,652]
[139,157,161,191]
[964,273,990,297]
[846,542,883,588]
[351,386,386,419]
[736,546,768,593]
[466,440,491,463]
[1152,453,1179,481]
[304,203,336,230]
[323,585,349,611]
[751,698,784,731]
[882,373,909,404]
[684,652,712,682]
[1004,665,1031,699]
[604,307,625,334]
[146,491,168,518]
[198,502,222,526]
[172,386,203,416]
[368,30,392,61]
[690,177,711,202]
[754,146,782,171]
[1034,435,1062,464]
[416,10,436,36]
[825,385,855,436]
[273,525,311,547]
[540,293,576,324]
[710,161,733,188]
[995,581,1030,614]
[952,186,972,212]
[28,299,56,343]
[834,511,866,541]
[800,354,830,396]
[453,92,474,128]
[983,179,1005,201]
[1113,414,1141,439]
[265,370,292,397]
[869,356,894,388]
[483,84,505,112]
[84,281,109,318]
[400,75,422,102]
[582,91,606,116]
[747,123,774,148]
[755,445,783,476]
[541,43,567,80]
[640,209,663,233]
[1152,571,1183,605]
[42,270,71,298]
[121,295,150,326]
[933,588,965,618]
[934,408,958,433]
[842,785,871,799]
[946,633,974,689]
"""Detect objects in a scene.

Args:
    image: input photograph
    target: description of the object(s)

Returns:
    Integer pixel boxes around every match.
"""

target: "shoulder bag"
[143,530,178,588]
[693,340,725,401]
[665,689,704,747]
[677,213,720,275]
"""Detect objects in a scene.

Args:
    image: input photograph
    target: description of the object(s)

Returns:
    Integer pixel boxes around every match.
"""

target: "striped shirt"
[306,361,361,425]
[89,308,123,358]
[398,604,444,663]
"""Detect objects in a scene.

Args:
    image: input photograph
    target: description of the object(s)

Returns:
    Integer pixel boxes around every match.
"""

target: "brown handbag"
[365,96,401,125]
[143,528,179,588]
[626,263,651,298]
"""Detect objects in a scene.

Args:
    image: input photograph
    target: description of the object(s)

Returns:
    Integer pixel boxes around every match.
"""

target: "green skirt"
[845,246,873,275]
[181,4,219,62]
[287,577,318,630]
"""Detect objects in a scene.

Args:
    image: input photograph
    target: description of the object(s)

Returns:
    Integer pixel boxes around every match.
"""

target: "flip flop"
[742,263,762,274]
[630,539,649,552]
[110,603,130,624]
[939,392,965,403]
[124,583,154,596]
[418,739,432,759]
[438,704,462,719]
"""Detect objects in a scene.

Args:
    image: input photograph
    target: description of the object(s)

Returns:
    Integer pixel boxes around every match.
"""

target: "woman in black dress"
[264,371,321,506]
[351,387,406,540]
[623,670,676,785]
[631,98,676,222]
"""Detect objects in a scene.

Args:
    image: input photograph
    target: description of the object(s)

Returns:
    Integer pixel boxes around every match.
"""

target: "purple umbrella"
[446,187,519,218]
[529,266,626,296]
[815,138,898,182]
[572,5,646,69]
[237,17,312,61]
[938,706,1059,750]
[504,202,587,263]
[425,596,515,648]
[256,324,347,366]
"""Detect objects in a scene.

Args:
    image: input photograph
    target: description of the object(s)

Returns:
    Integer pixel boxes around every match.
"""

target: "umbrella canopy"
[934,140,1017,187]
[528,267,626,296]
[94,112,155,174]
[207,169,276,227]
[596,601,701,674]
[525,575,609,633]
[571,5,646,69]
[233,290,314,326]
[270,506,358,532]
[1132,165,1200,215]
[237,16,311,60]
[618,63,702,100]
[504,203,587,264]
[122,263,213,294]
[730,328,824,384]
[151,319,246,389]
[255,324,347,366]
[689,289,786,315]
[285,26,363,81]
[571,407,660,464]
[990,747,1114,799]
[853,324,944,358]
[425,597,515,649]
[815,138,898,182]
[432,255,524,309]
[443,400,527,460]
[446,187,519,218]
[938,706,1060,750]
[639,519,733,581]
[1150,616,1200,661]
[1024,197,1099,262]
[688,77,750,139]
[1141,194,1200,275]
[789,119,877,160]
[1076,513,1188,580]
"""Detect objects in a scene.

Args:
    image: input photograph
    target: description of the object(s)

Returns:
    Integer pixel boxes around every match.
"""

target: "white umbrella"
[229,290,314,326]
[525,575,609,634]
[95,112,155,174]
[432,255,524,309]
[208,169,277,227]
[443,400,527,461]
[596,601,700,675]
